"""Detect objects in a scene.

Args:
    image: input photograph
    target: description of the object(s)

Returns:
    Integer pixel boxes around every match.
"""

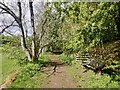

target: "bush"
[21,63,40,77]
[1,44,25,59]
[59,54,73,65]
[15,63,41,84]
[18,57,28,66]
[39,52,51,63]
[1,35,20,46]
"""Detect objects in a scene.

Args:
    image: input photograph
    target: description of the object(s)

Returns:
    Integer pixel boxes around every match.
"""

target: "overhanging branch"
[0,2,20,24]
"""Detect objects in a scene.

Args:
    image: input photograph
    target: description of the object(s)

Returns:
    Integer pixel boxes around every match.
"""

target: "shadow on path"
[41,61,66,77]
[40,54,77,88]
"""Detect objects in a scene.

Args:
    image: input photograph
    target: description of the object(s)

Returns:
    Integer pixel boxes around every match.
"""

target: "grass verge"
[67,61,120,88]
[1,53,20,85]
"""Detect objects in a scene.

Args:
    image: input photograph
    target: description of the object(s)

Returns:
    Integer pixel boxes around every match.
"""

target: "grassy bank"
[1,44,48,88]
[67,61,120,88]
[1,54,20,84]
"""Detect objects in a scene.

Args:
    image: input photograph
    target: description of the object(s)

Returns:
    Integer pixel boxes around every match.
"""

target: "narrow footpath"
[41,53,78,88]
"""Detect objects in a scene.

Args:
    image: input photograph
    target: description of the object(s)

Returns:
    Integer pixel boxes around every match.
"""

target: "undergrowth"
[8,53,51,88]
[1,44,49,88]
[68,61,120,88]
[8,63,46,88]
[59,54,73,65]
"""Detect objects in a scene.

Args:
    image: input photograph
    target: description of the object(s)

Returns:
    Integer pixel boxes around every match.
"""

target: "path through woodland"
[41,53,78,88]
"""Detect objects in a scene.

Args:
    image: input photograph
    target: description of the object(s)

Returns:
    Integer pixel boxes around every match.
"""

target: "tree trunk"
[18,1,32,61]
[29,0,38,61]
[21,36,32,61]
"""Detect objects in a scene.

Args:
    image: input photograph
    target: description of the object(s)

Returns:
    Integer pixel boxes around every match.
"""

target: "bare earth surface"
[0,71,18,89]
[41,54,78,88]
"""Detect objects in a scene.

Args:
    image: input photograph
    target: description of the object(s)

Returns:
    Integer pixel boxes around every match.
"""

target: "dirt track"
[41,54,78,88]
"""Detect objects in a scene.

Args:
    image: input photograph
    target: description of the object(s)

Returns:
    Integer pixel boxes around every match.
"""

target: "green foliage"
[105,58,120,69]
[89,40,120,74]
[10,53,51,87]
[21,63,40,77]
[1,43,47,88]
[49,2,119,55]
[1,36,27,66]
[1,2,120,88]
[39,52,51,62]
[49,40,63,53]
[1,44,26,66]
[8,60,46,88]
[8,72,45,88]
[86,74,120,88]
[1,35,20,46]
[1,36,25,59]
[1,44,23,84]
[59,54,73,65]
[68,62,120,88]
[1,53,20,84]
[18,57,28,66]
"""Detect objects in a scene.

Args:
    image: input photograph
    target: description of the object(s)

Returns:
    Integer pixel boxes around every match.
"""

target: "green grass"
[1,51,20,84]
[7,52,51,88]
[8,72,46,88]
[7,53,49,88]
[0,50,2,84]
[67,61,120,88]
[0,44,23,85]
[59,54,73,65]
[1,44,47,88]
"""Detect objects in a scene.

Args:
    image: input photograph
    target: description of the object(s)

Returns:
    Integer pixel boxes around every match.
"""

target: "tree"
[49,2,120,55]
[0,0,48,62]
[114,2,120,39]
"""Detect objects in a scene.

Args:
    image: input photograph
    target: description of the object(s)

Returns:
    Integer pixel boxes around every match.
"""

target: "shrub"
[59,54,73,65]
[21,63,40,77]
[39,52,51,63]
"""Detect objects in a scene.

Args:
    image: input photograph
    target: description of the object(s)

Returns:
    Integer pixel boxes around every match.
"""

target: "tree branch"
[0,1,32,61]
[38,44,49,57]
[36,17,47,55]
[0,2,20,24]
[38,17,47,42]
[0,24,19,28]
[0,11,7,14]
[4,31,14,36]
[0,20,15,34]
